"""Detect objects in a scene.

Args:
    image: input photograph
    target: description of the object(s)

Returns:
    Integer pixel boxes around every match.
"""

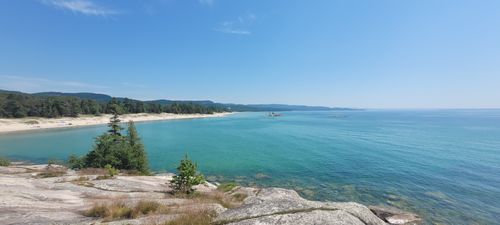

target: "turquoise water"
[1,110,500,224]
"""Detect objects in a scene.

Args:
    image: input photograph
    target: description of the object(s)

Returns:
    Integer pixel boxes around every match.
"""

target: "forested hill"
[0,90,226,118]
[30,91,346,111]
[0,89,349,118]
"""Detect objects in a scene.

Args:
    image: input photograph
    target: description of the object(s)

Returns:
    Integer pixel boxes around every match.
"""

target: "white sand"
[0,112,233,134]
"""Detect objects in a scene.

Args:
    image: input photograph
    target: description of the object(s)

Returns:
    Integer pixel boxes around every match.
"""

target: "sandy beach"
[0,112,233,134]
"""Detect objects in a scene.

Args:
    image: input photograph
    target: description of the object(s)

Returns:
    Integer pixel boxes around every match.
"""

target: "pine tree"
[108,112,123,136]
[126,121,149,174]
[170,154,204,194]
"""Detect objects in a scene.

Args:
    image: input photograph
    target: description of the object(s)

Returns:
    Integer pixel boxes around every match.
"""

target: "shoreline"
[0,163,420,225]
[0,112,233,134]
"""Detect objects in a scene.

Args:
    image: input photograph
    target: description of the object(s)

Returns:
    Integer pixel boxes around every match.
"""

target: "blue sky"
[0,0,499,108]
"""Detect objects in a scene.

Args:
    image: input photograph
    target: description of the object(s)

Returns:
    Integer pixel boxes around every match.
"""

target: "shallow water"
[1,110,499,224]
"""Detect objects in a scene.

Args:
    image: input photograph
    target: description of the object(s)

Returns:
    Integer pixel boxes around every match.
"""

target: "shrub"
[105,164,119,177]
[68,154,85,170]
[170,154,204,194]
[47,159,64,166]
[0,157,10,166]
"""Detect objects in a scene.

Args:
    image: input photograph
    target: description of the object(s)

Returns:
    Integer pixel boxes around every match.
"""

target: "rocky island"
[0,163,421,225]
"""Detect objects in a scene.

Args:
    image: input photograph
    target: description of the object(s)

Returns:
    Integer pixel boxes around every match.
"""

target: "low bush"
[47,159,64,166]
[0,157,10,166]
[105,164,119,177]
[68,154,85,170]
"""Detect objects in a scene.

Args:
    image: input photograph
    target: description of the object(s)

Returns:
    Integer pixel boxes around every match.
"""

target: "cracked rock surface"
[1,165,418,225]
[216,188,388,225]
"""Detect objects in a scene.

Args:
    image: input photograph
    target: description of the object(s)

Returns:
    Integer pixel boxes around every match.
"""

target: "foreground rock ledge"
[0,164,421,225]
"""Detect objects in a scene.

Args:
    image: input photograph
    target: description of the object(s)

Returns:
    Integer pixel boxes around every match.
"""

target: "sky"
[0,0,499,108]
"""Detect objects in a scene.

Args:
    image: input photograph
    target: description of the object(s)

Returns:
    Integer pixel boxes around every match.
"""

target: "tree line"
[0,92,226,118]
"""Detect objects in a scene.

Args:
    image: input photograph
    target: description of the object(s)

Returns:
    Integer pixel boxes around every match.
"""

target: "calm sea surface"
[1,110,499,224]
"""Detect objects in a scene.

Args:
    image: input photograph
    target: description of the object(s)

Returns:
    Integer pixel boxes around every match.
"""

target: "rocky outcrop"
[0,164,419,225]
[216,188,387,225]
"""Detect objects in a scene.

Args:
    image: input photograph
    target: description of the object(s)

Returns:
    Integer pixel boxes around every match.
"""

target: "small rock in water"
[387,214,421,225]
[369,205,422,225]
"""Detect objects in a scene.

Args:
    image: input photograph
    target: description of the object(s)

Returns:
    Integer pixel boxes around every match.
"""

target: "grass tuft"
[84,200,161,221]
[188,190,247,209]
[133,200,161,216]
[165,209,215,225]
[36,165,67,178]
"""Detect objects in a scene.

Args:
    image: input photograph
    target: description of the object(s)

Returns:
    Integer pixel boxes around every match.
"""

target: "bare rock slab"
[216,188,388,225]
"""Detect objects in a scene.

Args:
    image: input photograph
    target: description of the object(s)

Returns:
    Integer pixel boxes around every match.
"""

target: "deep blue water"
[1,110,500,224]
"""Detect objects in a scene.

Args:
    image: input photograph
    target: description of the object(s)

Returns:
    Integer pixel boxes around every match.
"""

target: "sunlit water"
[1,110,500,224]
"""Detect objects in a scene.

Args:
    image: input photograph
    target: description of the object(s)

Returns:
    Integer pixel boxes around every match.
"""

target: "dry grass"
[164,208,216,225]
[71,176,94,187]
[95,175,113,180]
[84,200,161,221]
[188,191,247,209]
[78,167,107,175]
[232,193,247,202]
[135,201,162,215]
[36,165,67,178]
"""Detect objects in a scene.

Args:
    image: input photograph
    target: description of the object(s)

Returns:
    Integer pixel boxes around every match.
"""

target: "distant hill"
[2,90,354,112]
[0,90,225,118]
[34,92,113,102]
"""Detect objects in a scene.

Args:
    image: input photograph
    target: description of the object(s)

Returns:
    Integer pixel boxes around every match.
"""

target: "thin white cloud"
[199,0,214,6]
[41,0,119,16]
[0,75,108,93]
[215,12,256,35]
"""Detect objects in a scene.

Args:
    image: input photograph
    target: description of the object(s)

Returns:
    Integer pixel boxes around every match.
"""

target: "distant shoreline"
[0,112,233,134]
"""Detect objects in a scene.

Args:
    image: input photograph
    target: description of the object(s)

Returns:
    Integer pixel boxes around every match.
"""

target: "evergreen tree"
[126,121,149,174]
[170,154,204,194]
[82,115,150,174]
[108,112,123,136]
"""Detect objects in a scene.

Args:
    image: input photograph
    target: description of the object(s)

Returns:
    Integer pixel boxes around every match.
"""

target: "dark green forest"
[0,91,227,118]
